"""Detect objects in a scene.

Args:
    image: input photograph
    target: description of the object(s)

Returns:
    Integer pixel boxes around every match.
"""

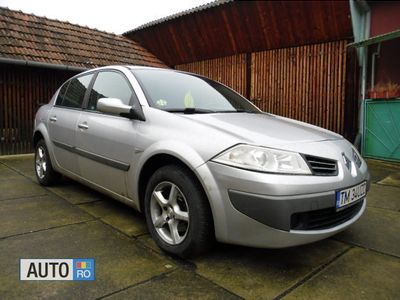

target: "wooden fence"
[176,40,353,137]
[0,64,76,155]
[1,41,355,155]
[176,54,248,97]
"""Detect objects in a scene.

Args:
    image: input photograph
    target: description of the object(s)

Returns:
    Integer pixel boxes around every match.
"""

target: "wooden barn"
[124,0,359,141]
[1,1,366,155]
[0,7,166,155]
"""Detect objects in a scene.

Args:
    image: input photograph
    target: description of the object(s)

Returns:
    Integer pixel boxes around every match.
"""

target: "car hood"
[182,112,342,146]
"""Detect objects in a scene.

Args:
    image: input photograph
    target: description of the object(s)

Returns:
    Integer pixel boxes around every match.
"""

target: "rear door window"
[58,74,93,108]
[55,81,70,105]
[87,71,133,111]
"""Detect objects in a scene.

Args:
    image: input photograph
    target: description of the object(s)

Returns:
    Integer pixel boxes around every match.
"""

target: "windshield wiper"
[165,108,216,114]
[164,108,260,114]
[214,109,260,113]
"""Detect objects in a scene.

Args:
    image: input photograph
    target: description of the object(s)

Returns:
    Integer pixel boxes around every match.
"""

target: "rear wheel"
[34,139,61,186]
[144,165,213,257]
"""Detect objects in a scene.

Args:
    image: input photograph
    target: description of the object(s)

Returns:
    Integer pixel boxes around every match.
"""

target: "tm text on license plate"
[336,182,366,210]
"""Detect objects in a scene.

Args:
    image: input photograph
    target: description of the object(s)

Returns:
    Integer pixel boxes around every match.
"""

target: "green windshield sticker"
[156,99,168,106]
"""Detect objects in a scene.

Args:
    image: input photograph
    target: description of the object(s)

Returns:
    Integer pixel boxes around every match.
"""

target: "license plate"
[336,182,366,210]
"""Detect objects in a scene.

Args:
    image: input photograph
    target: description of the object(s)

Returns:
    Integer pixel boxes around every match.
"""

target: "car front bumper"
[196,155,370,248]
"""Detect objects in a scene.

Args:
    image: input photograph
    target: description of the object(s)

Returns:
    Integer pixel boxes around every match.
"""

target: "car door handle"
[78,123,89,130]
[49,116,57,122]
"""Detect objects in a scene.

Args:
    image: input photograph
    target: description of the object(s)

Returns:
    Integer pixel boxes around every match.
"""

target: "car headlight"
[212,144,311,174]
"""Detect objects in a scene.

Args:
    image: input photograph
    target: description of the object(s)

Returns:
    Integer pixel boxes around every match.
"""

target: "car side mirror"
[97,98,145,121]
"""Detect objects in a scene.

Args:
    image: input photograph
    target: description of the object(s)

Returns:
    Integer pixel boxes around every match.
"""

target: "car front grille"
[304,154,338,176]
[290,200,363,230]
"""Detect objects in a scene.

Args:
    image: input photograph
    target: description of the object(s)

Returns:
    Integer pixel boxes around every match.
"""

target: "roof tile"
[0,7,167,68]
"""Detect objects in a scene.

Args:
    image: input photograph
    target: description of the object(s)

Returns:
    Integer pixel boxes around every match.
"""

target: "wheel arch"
[33,130,45,148]
[33,123,51,147]
[140,154,216,256]
[137,152,217,236]
[138,153,206,212]
[32,125,59,172]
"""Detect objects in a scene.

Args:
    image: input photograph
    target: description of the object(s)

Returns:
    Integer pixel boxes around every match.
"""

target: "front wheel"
[144,165,214,257]
[34,139,61,186]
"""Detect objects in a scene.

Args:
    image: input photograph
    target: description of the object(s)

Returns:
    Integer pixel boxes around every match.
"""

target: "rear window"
[56,74,93,108]
[55,82,69,105]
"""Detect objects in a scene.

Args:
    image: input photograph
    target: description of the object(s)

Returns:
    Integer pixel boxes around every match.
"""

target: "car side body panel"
[48,107,81,175]
[75,112,138,196]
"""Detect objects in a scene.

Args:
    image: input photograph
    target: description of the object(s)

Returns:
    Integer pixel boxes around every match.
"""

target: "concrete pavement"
[0,155,399,299]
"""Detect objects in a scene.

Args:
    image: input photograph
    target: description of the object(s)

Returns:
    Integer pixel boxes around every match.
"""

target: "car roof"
[67,65,211,88]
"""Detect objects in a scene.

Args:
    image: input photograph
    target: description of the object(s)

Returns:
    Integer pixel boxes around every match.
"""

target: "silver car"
[33,66,370,257]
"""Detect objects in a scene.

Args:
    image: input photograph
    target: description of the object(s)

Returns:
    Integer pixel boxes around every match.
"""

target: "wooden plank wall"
[0,64,76,155]
[175,54,248,97]
[176,40,348,135]
[1,41,350,155]
[251,41,347,134]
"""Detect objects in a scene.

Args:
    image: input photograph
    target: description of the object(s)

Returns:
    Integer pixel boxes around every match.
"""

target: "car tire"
[34,139,61,186]
[144,164,214,258]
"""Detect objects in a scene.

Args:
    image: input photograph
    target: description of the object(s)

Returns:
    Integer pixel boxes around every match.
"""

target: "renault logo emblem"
[342,153,351,170]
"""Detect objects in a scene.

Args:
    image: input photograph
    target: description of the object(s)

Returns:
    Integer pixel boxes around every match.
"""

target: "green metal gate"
[363,99,400,162]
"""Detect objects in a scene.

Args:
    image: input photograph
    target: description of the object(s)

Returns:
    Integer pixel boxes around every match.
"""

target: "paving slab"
[285,247,400,300]
[48,180,104,205]
[378,172,400,188]
[0,163,22,180]
[0,194,94,238]
[1,155,112,199]
[0,154,36,180]
[105,270,239,300]
[137,234,163,255]
[192,240,349,299]
[366,159,400,183]
[18,169,37,181]
[367,183,400,211]
[0,221,176,299]
[0,177,47,201]
[0,155,398,299]
[78,200,148,237]
[335,206,400,257]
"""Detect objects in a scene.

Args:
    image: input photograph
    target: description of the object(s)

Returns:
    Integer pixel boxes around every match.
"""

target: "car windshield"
[132,69,260,114]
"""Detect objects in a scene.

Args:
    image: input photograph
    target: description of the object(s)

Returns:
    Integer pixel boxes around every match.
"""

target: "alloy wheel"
[150,181,190,245]
[35,146,47,179]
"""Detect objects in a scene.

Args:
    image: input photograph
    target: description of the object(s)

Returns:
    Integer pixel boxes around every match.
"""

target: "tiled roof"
[0,7,167,69]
